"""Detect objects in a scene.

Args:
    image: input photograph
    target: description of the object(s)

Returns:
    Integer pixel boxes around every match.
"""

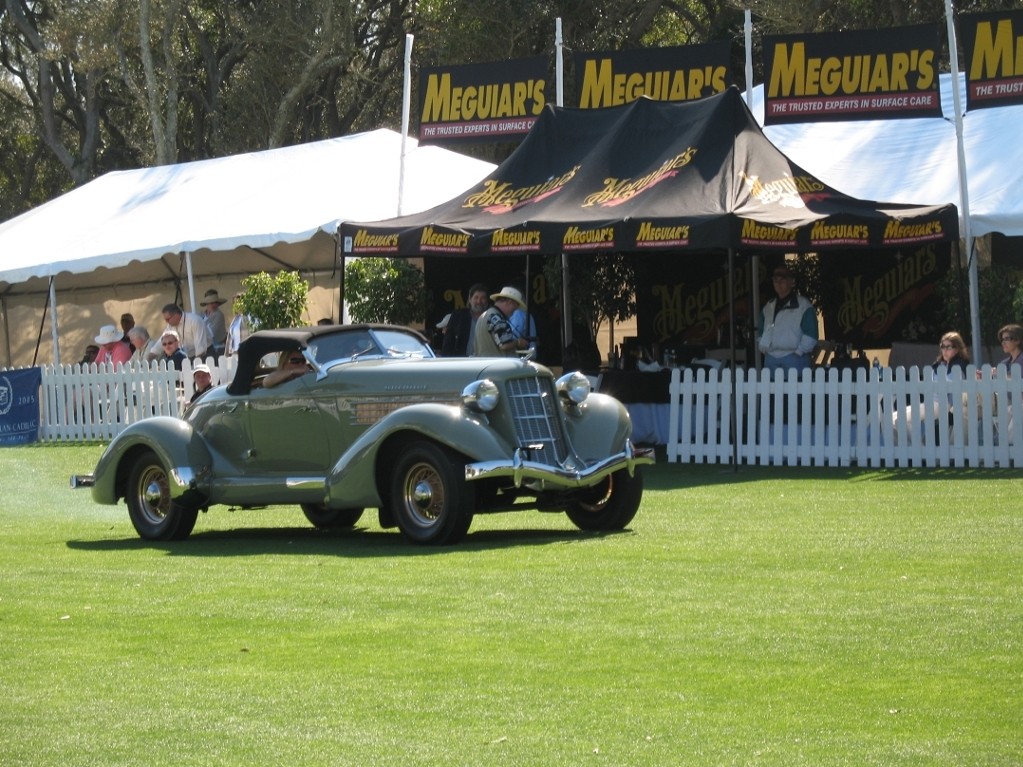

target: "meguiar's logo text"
[463,167,580,213]
[579,59,728,108]
[635,222,690,248]
[491,229,542,251]
[422,73,545,121]
[352,230,399,250]
[740,219,798,244]
[420,227,470,251]
[562,226,615,251]
[882,219,943,243]
[768,42,935,97]
[583,149,697,207]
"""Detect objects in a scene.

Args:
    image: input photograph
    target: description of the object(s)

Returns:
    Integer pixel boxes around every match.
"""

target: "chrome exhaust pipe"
[70,474,95,489]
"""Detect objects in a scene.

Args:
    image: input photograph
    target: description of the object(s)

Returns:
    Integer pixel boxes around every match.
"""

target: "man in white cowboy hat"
[200,288,228,356]
[93,323,133,366]
[472,286,525,357]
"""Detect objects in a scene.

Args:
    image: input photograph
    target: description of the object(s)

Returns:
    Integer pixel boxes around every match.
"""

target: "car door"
[243,377,332,475]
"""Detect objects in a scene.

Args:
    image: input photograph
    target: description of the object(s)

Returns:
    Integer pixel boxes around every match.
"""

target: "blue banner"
[0,368,42,446]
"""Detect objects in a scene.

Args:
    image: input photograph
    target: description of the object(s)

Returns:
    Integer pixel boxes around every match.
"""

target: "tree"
[234,271,309,331]
[344,258,429,326]
[544,253,637,339]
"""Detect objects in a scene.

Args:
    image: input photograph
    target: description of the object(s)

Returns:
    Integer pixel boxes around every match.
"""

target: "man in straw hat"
[472,286,526,357]
[200,288,228,357]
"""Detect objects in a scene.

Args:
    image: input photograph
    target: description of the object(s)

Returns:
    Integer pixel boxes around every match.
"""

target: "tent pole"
[0,294,11,368]
[751,255,761,370]
[944,0,980,360]
[728,248,738,471]
[49,277,60,365]
[184,252,197,314]
[555,17,572,360]
[398,33,414,217]
[32,280,50,366]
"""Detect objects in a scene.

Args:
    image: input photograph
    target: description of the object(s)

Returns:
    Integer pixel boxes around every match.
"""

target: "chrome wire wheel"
[401,461,446,529]
[389,441,473,545]
[133,463,172,526]
[125,451,200,541]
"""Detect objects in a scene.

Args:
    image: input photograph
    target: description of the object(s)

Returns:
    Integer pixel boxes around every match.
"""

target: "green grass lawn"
[1,444,1020,766]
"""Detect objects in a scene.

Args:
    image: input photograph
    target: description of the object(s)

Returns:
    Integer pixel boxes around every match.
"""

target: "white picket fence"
[32,357,234,442]
[666,366,1023,468]
[7,358,1023,467]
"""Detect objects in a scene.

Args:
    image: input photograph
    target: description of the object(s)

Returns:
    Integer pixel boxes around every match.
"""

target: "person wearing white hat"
[432,313,451,350]
[472,286,523,357]
[189,362,214,404]
[93,323,133,367]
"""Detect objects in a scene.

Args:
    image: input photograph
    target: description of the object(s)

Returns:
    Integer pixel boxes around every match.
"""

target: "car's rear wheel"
[301,504,364,530]
[565,468,644,531]
[389,441,473,545]
[126,451,199,541]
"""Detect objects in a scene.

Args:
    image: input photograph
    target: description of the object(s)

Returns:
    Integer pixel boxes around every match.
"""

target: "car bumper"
[464,440,654,488]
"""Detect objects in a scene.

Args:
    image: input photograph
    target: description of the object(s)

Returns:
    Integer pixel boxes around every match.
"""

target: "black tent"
[339,87,958,258]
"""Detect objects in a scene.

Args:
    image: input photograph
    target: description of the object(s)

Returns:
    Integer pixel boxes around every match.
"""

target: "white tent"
[0,129,494,365]
[0,128,494,295]
[749,73,1023,239]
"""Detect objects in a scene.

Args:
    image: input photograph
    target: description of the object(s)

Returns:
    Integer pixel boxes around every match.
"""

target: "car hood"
[189,356,552,415]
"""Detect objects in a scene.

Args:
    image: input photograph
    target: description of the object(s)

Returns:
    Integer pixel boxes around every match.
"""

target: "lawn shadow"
[643,461,1023,490]
[66,522,629,558]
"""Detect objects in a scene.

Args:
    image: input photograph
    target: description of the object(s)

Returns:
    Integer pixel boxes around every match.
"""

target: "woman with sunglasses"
[996,324,1023,376]
[893,331,970,444]
[262,350,311,389]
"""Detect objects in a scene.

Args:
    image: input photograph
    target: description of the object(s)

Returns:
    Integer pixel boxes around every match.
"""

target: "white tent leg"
[49,278,61,365]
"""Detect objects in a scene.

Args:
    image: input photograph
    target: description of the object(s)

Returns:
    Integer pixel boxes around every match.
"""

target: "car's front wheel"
[389,441,474,545]
[301,504,364,530]
[126,451,200,541]
[565,468,644,532]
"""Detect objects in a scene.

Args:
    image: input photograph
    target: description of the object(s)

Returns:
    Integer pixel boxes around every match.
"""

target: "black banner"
[573,43,731,109]
[763,25,943,124]
[633,243,951,351]
[819,243,951,347]
[418,57,548,146]
[961,10,1023,110]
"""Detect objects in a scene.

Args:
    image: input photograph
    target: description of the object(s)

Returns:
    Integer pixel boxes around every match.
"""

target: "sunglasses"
[1000,335,1019,343]
[938,343,957,350]
[162,341,177,347]
[288,357,306,364]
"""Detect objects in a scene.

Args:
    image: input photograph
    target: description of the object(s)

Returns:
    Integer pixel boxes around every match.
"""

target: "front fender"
[90,417,213,504]
[324,403,515,507]
[563,392,634,459]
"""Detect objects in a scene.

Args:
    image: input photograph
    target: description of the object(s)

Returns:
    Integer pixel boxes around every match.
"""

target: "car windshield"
[307,328,433,365]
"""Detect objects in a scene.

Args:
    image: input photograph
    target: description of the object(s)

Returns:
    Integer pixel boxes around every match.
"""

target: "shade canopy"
[339,87,958,258]
[0,129,496,297]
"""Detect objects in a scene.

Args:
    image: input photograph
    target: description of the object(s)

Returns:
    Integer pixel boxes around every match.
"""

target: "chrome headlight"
[556,371,591,404]
[461,379,499,412]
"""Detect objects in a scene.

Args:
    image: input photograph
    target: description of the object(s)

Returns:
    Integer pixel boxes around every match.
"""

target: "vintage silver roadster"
[72,324,652,545]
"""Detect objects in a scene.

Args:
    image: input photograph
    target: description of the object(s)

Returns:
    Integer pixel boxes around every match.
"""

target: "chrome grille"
[505,376,567,466]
